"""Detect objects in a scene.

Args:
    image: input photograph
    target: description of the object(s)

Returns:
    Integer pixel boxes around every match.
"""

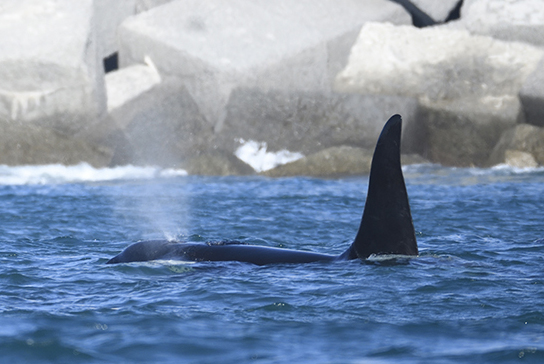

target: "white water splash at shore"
[0,163,187,185]
[235,139,303,172]
[1,162,542,186]
[402,163,544,175]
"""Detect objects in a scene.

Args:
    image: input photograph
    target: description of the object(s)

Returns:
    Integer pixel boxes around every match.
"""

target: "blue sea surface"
[0,164,543,363]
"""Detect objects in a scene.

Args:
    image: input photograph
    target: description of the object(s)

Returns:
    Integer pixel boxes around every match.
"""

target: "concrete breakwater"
[1,0,543,176]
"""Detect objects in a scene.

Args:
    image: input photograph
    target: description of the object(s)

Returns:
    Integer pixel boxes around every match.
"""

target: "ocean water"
[0,163,543,363]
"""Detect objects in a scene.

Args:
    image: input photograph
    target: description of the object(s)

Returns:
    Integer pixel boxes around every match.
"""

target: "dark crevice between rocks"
[389,0,464,28]
[103,52,119,73]
[389,0,435,27]
[445,0,464,22]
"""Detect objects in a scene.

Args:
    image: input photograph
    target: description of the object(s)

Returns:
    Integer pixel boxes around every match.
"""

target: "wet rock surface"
[0,120,113,167]
[261,146,374,178]
[221,89,420,156]
[418,96,523,167]
[262,147,429,178]
[489,123,544,167]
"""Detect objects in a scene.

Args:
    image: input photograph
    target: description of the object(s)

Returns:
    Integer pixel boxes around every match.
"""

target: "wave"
[402,163,544,185]
[403,163,544,176]
[2,161,542,186]
[404,163,543,173]
[0,163,187,185]
[234,139,303,172]
[488,163,544,174]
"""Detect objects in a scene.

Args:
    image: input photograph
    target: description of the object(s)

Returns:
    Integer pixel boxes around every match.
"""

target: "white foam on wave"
[488,164,544,174]
[234,139,303,172]
[402,163,544,176]
[366,253,416,262]
[0,163,188,185]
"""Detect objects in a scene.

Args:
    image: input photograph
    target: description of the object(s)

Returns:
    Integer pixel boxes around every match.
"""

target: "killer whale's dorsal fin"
[346,114,418,259]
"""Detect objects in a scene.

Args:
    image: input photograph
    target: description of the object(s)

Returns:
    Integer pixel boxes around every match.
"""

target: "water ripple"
[0,169,543,362]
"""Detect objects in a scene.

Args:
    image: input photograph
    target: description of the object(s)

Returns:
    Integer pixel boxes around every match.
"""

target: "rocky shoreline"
[1,0,543,177]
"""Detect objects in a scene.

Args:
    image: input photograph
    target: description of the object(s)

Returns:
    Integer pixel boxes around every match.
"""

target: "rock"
[94,0,136,59]
[221,89,421,156]
[94,0,179,61]
[402,153,430,165]
[335,22,544,101]
[504,150,538,168]
[135,0,176,13]
[489,124,544,166]
[261,146,430,178]
[520,59,544,127]
[184,152,255,176]
[95,0,178,60]
[105,61,161,112]
[0,120,113,167]
[261,146,374,178]
[77,62,162,142]
[118,0,411,131]
[419,96,523,167]
[80,75,212,168]
[460,0,544,47]
[111,79,212,167]
[335,22,544,167]
[0,0,106,136]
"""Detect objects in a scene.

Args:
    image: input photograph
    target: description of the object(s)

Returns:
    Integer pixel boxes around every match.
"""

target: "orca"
[106,114,418,265]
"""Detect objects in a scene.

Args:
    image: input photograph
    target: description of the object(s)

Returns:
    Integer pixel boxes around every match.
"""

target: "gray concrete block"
[419,96,523,167]
[102,78,212,167]
[461,0,544,47]
[118,0,411,131]
[489,123,544,166]
[0,120,113,167]
[262,146,374,178]
[520,59,544,127]
[0,0,106,135]
[94,0,136,58]
[335,22,543,101]
[221,89,421,156]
